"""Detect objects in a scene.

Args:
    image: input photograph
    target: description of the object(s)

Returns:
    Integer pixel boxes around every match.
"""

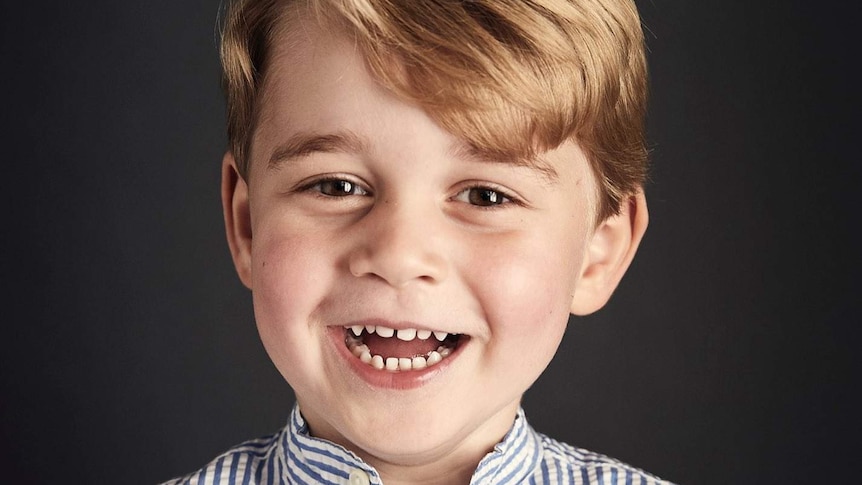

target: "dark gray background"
[2,1,859,483]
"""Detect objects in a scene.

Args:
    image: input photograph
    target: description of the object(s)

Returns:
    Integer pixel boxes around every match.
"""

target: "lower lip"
[328,327,463,390]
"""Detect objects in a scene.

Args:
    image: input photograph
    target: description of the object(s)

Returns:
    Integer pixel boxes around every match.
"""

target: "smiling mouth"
[344,325,463,372]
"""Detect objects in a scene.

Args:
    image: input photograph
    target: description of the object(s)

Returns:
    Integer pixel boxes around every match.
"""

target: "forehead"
[256,13,374,136]
[255,11,582,186]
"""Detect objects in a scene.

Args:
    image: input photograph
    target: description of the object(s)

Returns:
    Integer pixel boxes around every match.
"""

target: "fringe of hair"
[220,0,648,221]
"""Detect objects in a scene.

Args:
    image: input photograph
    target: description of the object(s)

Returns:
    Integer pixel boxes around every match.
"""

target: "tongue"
[363,334,441,359]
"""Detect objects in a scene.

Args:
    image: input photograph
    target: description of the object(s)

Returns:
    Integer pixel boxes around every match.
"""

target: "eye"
[454,186,514,207]
[308,178,369,197]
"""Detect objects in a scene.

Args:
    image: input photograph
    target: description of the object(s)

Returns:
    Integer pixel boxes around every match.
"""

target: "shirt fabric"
[161,405,672,485]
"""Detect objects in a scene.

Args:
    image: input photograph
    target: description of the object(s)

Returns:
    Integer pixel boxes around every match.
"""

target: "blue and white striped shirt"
[161,405,672,485]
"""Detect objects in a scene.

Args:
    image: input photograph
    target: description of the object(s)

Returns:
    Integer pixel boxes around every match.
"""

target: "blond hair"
[220,0,648,221]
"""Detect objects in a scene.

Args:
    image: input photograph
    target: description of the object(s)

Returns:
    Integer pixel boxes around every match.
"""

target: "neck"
[359,404,520,485]
[374,457,477,485]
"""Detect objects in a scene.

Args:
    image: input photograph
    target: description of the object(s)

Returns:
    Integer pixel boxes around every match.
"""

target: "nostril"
[348,246,448,287]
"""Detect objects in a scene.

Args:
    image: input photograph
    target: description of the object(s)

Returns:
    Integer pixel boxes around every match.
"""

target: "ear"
[222,151,253,289]
[570,191,648,315]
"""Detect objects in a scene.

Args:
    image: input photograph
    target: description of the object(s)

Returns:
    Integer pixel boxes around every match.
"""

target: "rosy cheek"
[473,239,575,334]
[252,232,325,331]
[491,263,564,326]
[251,231,333,379]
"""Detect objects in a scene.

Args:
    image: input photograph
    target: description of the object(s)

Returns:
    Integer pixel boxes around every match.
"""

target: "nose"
[348,200,449,288]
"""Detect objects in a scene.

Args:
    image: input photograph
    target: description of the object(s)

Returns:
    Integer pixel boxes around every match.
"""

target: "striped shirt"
[161,405,673,485]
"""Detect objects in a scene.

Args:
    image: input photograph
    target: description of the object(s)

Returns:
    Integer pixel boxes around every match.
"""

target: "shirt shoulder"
[534,432,676,485]
[158,432,282,485]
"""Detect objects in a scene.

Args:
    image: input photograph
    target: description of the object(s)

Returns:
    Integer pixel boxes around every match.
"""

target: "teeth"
[427,351,442,365]
[343,325,460,372]
[396,328,416,341]
[354,347,453,372]
[350,347,454,372]
[345,325,451,342]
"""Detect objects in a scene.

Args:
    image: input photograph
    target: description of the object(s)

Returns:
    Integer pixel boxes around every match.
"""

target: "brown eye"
[465,187,509,206]
[315,179,367,197]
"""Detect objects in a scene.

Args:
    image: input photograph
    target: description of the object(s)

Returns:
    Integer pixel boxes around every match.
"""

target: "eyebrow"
[447,140,560,183]
[268,131,366,170]
[267,131,560,182]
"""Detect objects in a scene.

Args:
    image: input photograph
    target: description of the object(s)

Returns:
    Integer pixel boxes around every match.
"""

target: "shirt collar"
[277,403,543,485]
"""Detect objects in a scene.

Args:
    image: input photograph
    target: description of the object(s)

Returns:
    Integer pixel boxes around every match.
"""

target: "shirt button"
[348,469,370,485]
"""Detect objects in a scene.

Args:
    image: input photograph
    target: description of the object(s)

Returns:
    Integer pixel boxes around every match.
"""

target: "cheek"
[254,236,313,321]
[250,229,334,374]
[470,232,585,361]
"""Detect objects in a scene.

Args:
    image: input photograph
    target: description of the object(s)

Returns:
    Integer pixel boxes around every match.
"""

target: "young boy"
[164,0,671,483]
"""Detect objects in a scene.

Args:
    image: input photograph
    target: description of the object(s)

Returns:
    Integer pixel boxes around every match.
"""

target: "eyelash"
[452,184,521,208]
[298,176,371,198]
[296,177,522,208]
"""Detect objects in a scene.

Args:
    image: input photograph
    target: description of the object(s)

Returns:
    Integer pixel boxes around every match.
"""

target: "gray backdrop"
[2,1,859,483]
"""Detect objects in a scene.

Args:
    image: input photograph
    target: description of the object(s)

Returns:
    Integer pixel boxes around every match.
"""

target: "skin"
[222,18,648,485]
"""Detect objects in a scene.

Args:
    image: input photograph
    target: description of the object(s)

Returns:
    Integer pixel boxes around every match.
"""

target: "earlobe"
[570,191,648,315]
[222,152,254,289]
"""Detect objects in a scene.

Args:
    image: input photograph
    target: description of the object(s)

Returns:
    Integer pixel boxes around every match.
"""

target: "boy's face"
[224,19,640,470]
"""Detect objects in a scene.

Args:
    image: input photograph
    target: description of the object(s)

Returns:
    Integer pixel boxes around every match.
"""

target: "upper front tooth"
[434,331,448,341]
[416,329,432,340]
[396,328,417,341]
[376,326,395,338]
[350,325,364,336]
[365,325,376,334]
